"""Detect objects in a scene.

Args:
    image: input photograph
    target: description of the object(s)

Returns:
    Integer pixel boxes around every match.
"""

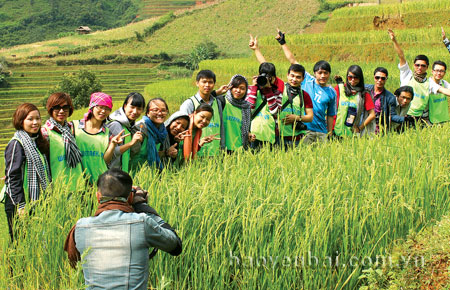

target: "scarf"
[47,118,82,168]
[286,83,301,98]
[64,200,134,268]
[14,130,50,202]
[183,114,202,161]
[143,116,167,170]
[414,72,427,83]
[344,83,363,97]
[225,91,251,149]
[227,74,251,149]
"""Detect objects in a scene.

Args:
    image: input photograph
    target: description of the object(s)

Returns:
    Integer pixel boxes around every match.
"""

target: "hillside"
[0,0,319,63]
[0,0,144,47]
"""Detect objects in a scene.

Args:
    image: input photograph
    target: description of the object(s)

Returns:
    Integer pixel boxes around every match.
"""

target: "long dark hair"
[345,65,365,95]
[13,103,49,156]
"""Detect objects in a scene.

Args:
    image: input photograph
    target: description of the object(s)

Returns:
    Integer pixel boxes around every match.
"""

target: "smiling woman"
[4,103,50,241]
[132,98,169,172]
[72,92,123,184]
[42,92,83,192]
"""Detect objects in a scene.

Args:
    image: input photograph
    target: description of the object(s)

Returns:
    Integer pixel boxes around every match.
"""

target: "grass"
[331,0,449,17]
[360,215,450,289]
[324,0,450,33]
[1,125,450,288]
[1,0,319,62]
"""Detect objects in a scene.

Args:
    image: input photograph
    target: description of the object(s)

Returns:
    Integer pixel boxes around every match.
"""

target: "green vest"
[223,98,244,151]
[428,81,449,124]
[11,137,49,202]
[121,126,131,172]
[106,121,132,172]
[278,88,306,138]
[250,91,276,144]
[73,120,109,184]
[44,125,83,192]
[129,137,162,174]
[334,85,358,137]
[190,96,221,156]
[130,136,147,173]
[407,78,430,117]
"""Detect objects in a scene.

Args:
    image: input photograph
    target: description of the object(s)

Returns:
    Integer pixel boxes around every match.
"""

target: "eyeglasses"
[414,63,428,68]
[95,106,111,112]
[347,75,359,80]
[433,69,446,73]
[374,76,387,81]
[149,108,168,115]
[52,105,70,112]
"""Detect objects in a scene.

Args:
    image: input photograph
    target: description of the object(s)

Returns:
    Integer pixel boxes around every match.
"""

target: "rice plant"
[1,125,450,289]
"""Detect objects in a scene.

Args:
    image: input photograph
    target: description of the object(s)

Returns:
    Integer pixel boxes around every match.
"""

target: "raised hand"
[175,130,191,142]
[276,28,286,45]
[111,129,131,145]
[199,133,220,146]
[442,27,447,41]
[131,131,143,144]
[387,28,396,41]
[334,75,344,84]
[215,84,230,96]
[249,34,258,50]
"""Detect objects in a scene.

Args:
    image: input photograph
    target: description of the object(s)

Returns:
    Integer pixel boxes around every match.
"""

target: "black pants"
[4,194,16,242]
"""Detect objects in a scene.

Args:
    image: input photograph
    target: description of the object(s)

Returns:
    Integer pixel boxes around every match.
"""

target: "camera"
[293,121,307,131]
[256,73,269,87]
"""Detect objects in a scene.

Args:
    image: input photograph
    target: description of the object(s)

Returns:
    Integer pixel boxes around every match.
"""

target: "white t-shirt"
[398,62,441,93]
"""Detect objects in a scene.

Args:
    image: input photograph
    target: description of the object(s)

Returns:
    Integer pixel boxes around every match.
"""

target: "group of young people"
[3,28,450,243]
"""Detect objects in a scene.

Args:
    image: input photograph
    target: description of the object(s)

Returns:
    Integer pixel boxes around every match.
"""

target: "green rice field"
[1,0,450,288]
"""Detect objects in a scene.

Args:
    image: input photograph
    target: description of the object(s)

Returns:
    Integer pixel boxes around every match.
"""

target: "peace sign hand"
[111,129,131,145]
[175,130,191,142]
[249,34,258,50]
[199,133,220,147]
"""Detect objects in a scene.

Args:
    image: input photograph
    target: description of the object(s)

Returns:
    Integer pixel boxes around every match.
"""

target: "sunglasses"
[374,76,387,81]
[52,105,70,112]
[347,75,359,80]
[414,63,427,68]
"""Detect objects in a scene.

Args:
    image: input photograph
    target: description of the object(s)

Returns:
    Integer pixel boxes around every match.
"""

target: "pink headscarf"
[83,92,113,121]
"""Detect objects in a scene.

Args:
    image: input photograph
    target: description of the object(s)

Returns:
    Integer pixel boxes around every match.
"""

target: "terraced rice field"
[140,0,197,18]
[0,63,159,152]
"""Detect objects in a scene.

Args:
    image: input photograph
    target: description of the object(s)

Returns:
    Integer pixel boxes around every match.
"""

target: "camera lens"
[256,75,268,86]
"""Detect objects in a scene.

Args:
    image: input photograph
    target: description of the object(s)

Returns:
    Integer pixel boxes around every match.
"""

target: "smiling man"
[364,67,397,133]
[249,29,336,145]
[428,61,450,124]
[179,70,224,156]
[388,29,441,122]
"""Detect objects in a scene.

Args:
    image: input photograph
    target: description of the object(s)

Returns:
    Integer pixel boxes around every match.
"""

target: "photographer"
[64,168,182,289]
[278,64,313,148]
[246,62,283,149]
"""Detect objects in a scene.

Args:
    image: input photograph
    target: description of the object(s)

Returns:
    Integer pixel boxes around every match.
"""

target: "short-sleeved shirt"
[301,72,337,134]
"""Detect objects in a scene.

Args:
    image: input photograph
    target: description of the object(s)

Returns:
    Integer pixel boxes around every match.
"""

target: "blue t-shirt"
[302,72,337,133]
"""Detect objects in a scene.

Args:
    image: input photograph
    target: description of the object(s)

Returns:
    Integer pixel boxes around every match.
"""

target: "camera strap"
[251,97,267,121]
[281,87,304,113]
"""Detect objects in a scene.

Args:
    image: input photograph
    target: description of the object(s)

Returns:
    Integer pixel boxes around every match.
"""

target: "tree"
[185,41,220,70]
[44,70,102,109]
[0,57,10,88]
